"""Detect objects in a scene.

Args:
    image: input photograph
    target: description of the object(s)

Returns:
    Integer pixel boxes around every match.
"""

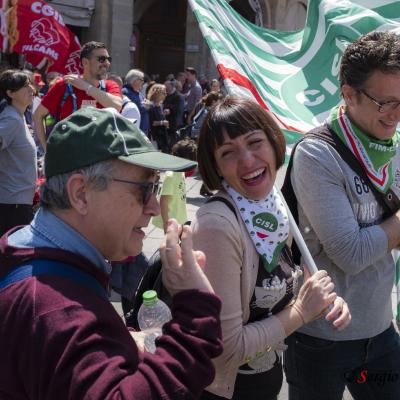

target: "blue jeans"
[283,324,400,400]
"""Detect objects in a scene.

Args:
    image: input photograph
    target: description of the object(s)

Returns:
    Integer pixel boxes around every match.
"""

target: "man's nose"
[144,191,161,217]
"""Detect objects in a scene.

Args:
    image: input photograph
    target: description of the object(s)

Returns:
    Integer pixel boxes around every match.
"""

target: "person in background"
[148,83,169,152]
[284,30,400,400]
[108,73,141,126]
[41,71,62,96]
[33,41,122,151]
[199,75,210,95]
[191,91,224,140]
[0,70,36,236]
[192,96,350,400]
[152,138,198,232]
[0,107,223,399]
[184,67,202,124]
[164,79,184,148]
[42,75,64,140]
[176,71,189,94]
[123,68,150,135]
[210,78,221,94]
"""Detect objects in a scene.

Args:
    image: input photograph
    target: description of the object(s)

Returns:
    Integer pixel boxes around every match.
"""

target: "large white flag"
[188,0,400,152]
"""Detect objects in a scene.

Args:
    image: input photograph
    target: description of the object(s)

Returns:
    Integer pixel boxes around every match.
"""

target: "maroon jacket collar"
[0,231,109,291]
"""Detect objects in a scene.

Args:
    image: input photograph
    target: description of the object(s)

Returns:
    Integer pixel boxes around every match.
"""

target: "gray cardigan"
[0,105,36,204]
[291,133,400,340]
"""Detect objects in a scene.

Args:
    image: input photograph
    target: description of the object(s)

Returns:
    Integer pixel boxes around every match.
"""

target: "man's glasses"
[112,178,160,205]
[359,89,400,113]
[96,56,112,64]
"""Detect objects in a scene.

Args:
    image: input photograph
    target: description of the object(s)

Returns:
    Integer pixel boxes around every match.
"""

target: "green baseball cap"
[45,107,197,178]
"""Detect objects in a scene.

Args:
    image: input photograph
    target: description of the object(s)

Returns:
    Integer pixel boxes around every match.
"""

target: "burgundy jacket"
[0,236,222,399]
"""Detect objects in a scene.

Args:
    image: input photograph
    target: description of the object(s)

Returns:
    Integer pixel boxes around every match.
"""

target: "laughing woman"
[192,96,351,400]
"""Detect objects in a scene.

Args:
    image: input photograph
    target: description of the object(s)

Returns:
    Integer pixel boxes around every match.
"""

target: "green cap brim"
[119,150,197,172]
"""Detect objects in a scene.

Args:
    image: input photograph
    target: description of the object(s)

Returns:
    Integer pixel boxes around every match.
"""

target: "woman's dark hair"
[0,69,31,104]
[197,96,286,191]
[340,31,400,89]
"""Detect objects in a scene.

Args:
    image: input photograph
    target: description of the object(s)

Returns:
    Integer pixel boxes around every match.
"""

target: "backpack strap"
[206,196,238,219]
[322,125,400,215]
[281,124,400,264]
[56,80,106,122]
[120,97,131,113]
[57,83,77,121]
[0,259,108,300]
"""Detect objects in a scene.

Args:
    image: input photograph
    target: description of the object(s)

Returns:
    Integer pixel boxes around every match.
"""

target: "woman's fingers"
[325,297,352,331]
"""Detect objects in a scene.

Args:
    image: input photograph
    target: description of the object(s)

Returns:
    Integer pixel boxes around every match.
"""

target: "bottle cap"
[142,290,158,306]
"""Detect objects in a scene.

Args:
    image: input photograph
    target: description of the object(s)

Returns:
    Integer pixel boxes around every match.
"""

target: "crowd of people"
[0,31,400,400]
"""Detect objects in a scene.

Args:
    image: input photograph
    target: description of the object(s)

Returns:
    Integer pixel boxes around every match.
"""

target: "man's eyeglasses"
[96,56,112,64]
[112,178,160,205]
[359,89,400,113]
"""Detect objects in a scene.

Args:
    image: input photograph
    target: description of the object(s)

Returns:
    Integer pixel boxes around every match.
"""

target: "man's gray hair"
[40,160,115,210]
[125,69,144,85]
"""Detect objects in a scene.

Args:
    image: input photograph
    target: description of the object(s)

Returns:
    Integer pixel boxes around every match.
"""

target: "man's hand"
[63,74,89,91]
[325,296,351,331]
[161,219,213,296]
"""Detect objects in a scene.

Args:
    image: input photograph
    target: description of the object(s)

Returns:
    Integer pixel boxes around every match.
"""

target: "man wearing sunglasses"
[34,41,123,151]
[0,107,223,399]
[284,31,400,399]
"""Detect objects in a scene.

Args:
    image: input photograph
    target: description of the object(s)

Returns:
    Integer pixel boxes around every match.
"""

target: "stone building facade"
[50,0,308,80]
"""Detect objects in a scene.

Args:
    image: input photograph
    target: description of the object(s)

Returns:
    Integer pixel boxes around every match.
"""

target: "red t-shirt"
[41,78,121,121]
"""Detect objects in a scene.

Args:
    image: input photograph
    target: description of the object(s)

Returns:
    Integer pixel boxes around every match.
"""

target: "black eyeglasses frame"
[112,178,160,205]
[358,89,400,114]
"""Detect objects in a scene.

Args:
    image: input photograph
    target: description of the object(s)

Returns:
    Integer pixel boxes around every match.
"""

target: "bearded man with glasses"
[284,31,400,400]
[0,107,223,399]
[33,41,123,151]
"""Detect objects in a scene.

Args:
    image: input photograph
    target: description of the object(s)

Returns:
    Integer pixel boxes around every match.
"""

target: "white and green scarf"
[222,181,289,273]
[329,105,399,193]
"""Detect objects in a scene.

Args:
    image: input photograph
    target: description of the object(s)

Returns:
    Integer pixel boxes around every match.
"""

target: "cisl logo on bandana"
[252,212,278,239]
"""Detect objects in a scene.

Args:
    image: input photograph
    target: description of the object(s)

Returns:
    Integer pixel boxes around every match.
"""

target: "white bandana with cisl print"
[223,181,289,273]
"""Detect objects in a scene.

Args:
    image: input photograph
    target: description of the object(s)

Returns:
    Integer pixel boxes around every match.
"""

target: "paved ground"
[110,169,399,400]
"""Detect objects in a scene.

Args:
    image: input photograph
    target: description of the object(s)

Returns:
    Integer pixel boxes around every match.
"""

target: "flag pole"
[276,186,318,274]
[395,251,400,330]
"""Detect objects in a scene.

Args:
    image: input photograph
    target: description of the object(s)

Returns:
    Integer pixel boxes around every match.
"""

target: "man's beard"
[95,70,107,80]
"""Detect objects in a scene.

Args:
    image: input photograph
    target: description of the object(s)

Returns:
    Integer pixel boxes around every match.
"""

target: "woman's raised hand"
[160,219,214,296]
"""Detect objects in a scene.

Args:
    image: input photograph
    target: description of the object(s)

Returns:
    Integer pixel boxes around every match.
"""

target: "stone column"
[84,0,134,77]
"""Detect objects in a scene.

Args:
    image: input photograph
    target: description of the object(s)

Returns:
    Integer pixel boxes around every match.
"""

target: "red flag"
[0,0,81,74]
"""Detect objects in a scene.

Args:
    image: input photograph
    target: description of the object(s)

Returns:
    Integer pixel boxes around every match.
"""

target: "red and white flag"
[0,0,82,74]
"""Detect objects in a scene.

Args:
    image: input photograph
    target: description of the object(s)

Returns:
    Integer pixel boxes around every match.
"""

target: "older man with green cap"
[0,107,223,399]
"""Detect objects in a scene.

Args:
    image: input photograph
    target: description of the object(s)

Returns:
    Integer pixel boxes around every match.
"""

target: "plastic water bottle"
[137,290,172,353]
